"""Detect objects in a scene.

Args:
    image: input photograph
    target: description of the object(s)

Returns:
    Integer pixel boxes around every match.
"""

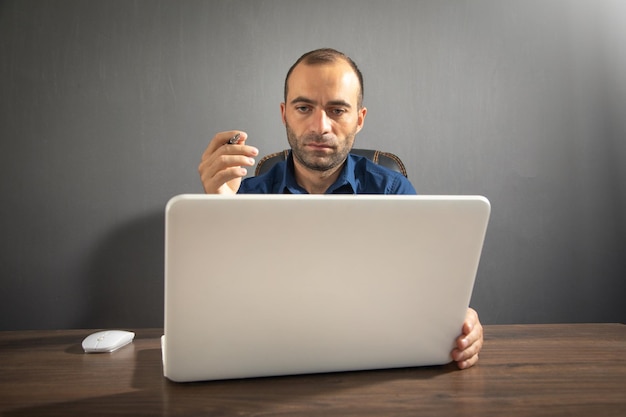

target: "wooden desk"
[1,324,624,416]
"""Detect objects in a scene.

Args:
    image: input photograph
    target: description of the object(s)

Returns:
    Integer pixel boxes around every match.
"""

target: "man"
[198,48,483,369]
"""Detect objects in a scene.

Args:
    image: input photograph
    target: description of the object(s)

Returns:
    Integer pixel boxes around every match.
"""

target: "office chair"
[254,149,408,177]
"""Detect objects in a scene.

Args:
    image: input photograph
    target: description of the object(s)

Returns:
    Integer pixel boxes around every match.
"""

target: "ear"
[355,106,367,133]
[280,102,287,125]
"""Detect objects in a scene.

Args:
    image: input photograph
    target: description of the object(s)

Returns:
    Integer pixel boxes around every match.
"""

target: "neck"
[293,160,344,194]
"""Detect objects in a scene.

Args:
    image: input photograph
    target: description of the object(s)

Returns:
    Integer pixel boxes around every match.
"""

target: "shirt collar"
[279,151,357,194]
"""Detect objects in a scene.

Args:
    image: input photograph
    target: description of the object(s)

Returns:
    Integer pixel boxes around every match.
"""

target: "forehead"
[287,61,360,104]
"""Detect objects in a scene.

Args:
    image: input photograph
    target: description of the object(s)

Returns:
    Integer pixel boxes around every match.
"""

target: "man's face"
[281,61,367,172]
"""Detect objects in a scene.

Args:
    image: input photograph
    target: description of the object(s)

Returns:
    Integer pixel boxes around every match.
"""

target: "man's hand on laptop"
[451,307,483,369]
[198,131,258,194]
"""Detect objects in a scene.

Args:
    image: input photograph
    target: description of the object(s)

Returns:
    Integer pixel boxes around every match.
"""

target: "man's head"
[284,48,364,109]
[281,48,367,173]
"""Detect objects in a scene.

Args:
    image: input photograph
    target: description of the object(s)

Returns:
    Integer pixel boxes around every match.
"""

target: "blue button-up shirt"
[238,152,416,194]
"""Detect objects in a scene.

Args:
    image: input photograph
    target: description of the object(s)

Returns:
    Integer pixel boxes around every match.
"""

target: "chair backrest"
[254,149,408,177]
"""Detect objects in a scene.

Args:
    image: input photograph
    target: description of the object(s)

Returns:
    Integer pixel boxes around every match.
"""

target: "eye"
[330,108,347,116]
[295,105,311,113]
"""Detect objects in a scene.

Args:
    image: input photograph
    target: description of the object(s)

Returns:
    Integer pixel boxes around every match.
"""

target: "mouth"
[305,142,334,151]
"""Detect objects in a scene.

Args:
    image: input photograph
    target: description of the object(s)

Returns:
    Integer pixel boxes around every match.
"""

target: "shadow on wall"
[80,210,165,329]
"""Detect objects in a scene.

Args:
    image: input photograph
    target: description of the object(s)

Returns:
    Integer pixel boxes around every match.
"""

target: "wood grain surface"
[1,324,624,416]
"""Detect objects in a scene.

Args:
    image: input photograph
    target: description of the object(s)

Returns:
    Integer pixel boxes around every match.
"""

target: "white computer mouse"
[82,330,135,353]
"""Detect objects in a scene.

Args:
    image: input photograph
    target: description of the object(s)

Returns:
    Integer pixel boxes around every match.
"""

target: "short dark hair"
[283,48,364,108]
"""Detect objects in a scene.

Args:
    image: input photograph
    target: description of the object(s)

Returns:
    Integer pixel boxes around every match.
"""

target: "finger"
[200,131,250,170]
[453,333,483,360]
[198,131,258,193]
[463,307,479,333]
[203,131,248,157]
[201,152,257,171]
[199,155,254,193]
[452,344,481,370]
[458,320,482,348]
[210,169,246,194]
[452,327,483,369]
[458,327,483,359]
[202,139,258,168]
[199,163,245,190]
[460,308,482,342]
[456,354,479,370]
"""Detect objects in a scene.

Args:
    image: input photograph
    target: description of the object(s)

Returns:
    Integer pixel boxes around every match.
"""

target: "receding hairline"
[283,48,364,108]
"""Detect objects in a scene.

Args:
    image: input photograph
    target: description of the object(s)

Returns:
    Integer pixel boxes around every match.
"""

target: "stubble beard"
[285,123,356,172]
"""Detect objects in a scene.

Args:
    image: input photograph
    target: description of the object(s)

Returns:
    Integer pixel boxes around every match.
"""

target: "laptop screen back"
[163,194,490,382]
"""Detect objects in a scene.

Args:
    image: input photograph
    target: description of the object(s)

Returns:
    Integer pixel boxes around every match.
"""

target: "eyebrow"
[290,96,353,108]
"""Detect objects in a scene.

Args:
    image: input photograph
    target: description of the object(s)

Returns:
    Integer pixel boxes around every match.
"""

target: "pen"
[227,133,241,145]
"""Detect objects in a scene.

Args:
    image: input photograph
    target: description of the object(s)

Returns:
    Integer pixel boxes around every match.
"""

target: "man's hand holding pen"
[198,131,259,194]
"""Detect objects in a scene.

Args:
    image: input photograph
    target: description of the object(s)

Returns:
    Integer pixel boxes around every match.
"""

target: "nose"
[310,108,332,135]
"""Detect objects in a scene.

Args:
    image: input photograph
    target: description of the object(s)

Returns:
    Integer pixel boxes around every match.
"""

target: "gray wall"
[1,0,625,330]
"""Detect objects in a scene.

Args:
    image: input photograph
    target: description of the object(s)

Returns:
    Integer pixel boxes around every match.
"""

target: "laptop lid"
[162,194,490,382]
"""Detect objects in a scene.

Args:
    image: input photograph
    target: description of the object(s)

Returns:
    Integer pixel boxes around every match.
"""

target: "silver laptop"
[162,194,490,382]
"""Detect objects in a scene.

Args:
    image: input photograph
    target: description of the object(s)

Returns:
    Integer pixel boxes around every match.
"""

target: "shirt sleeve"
[388,174,417,195]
